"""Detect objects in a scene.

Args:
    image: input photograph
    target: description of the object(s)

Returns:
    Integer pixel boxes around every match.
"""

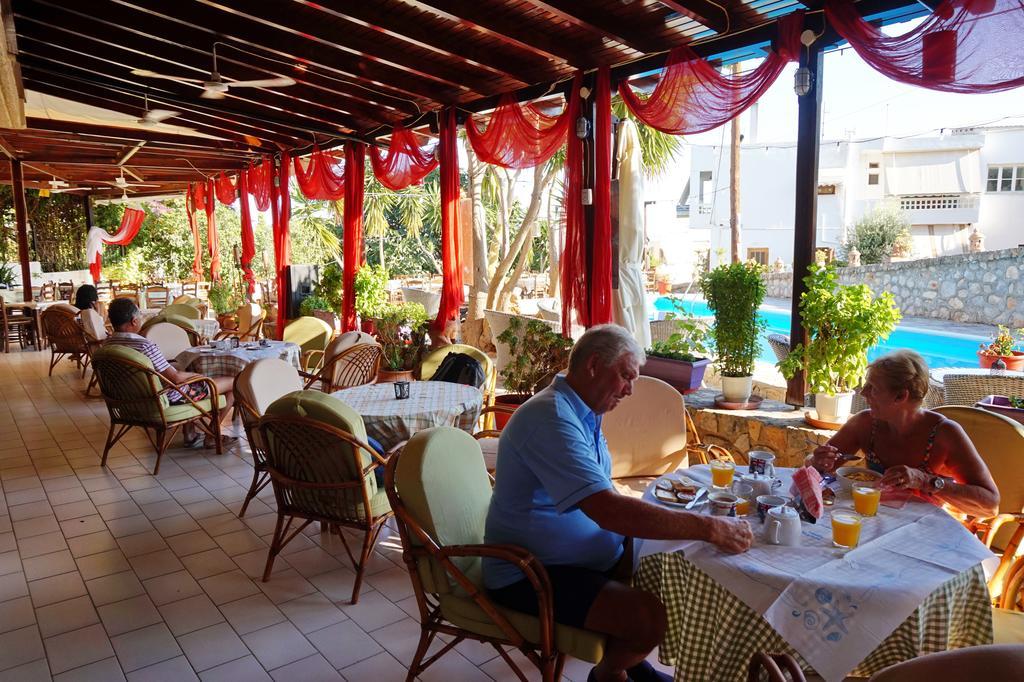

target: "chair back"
[81,308,108,342]
[283,316,333,356]
[144,286,170,309]
[421,344,492,383]
[143,322,194,362]
[766,333,791,363]
[113,286,139,303]
[39,282,57,301]
[943,373,1024,407]
[95,282,113,301]
[235,303,265,340]
[162,303,202,320]
[934,406,1024,515]
[388,427,492,595]
[234,358,303,418]
[867,644,1024,682]
[92,344,167,422]
[41,307,87,353]
[171,294,193,305]
[603,376,688,478]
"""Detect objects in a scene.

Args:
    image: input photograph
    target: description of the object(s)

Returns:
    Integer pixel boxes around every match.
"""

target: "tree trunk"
[547,180,560,299]
[464,137,490,323]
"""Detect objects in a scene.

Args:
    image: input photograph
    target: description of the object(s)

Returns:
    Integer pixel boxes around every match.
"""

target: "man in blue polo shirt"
[485,324,752,682]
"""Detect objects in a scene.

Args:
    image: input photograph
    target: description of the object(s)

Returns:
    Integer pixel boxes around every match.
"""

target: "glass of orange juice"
[710,460,735,489]
[831,511,863,549]
[852,485,881,517]
[732,482,754,516]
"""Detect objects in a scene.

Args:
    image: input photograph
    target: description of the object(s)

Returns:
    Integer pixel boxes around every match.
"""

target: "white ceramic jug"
[765,505,802,547]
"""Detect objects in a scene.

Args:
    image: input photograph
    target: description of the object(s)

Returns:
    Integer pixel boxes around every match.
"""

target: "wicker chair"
[258,391,393,602]
[304,339,383,392]
[942,373,1024,407]
[1,298,34,352]
[473,404,518,473]
[748,652,805,682]
[233,359,304,517]
[140,314,200,347]
[384,427,606,681]
[215,303,265,342]
[766,333,791,363]
[161,303,202,320]
[143,322,197,364]
[867,645,1024,681]
[282,316,333,372]
[41,306,90,376]
[81,308,108,396]
[91,344,224,475]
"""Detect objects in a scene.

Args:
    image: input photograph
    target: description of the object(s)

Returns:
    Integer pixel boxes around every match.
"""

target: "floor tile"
[0,658,52,682]
[124,655,198,682]
[240,621,316,671]
[176,622,250,672]
[339,650,408,682]
[116,531,168,558]
[0,625,46,673]
[165,530,217,558]
[67,530,118,558]
[13,514,61,538]
[18,530,68,558]
[110,624,182,673]
[0,596,36,634]
[97,594,163,637]
[277,592,347,635]
[214,529,265,557]
[86,570,146,607]
[219,593,286,636]
[269,654,344,682]
[339,588,407,632]
[44,623,115,675]
[24,548,78,581]
[29,570,87,607]
[36,594,101,638]
[181,549,237,581]
[52,500,98,522]
[60,515,108,539]
[255,568,317,605]
[198,655,271,682]
[0,571,29,601]
[53,656,127,682]
[75,549,131,581]
[151,515,200,538]
[307,620,383,669]
[198,569,260,605]
[143,570,202,606]
[157,594,224,637]
[128,549,184,581]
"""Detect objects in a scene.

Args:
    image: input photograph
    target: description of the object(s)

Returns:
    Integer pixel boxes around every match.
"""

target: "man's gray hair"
[567,324,645,374]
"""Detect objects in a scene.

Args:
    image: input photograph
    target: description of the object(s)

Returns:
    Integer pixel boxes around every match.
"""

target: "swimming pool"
[652,296,987,369]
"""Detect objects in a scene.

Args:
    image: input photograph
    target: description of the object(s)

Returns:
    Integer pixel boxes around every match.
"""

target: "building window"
[986,165,1024,192]
[747,248,769,266]
[818,184,836,195]
[699,171,713,203]
[899,194,978,210]
[867,161,879,186]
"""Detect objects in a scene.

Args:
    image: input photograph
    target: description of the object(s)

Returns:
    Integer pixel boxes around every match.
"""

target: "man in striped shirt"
[104,297,235,449]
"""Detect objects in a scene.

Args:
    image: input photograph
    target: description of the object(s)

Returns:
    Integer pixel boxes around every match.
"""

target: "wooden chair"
[195,282,211,301]
[81,308,108,396]
[1,298,34,352]
[473,404,518,473]
[214,303,264,342]
[38,282,57,301]
[144,285,170,309]
[282,316,333,373]
[420,343,496,408]
[233,359,304,517]
[867,645,1024,681]
[57,281,74,301]
[303,335,383,392]
[384,427,606,681]
[40,306,90,376]
[258,391,393,602]
[747,652,805,682]
[113,286,139,304]
[91,344,224,475]
[143,322,197,364]
[95,282,113,302]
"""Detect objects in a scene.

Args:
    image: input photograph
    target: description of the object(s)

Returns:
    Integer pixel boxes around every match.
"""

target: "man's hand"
[706,516,753,554]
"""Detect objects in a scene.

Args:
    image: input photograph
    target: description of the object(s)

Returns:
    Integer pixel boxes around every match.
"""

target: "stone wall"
[764,247,1024,327]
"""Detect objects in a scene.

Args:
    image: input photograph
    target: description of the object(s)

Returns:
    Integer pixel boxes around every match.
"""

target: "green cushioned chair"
[282,316,333,372]
[384,426,606,681]
[140,313,200,345]
[91,344,224,475]
[161,303,202,320]
[259,390,392,602]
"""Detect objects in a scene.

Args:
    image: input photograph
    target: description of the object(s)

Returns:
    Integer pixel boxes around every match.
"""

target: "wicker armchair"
[420,343,496,408]
[384,427,606,681]
[604,376,688,488]
[259,391,393,603]
[233,359,304,517]
[748,652,805,682]
[303,341,383,392]
[942,373,1024,407]
[214,303,265,342]
[143,322,198,363]
[473,404,517,472]
[282,316,333,372]
[91,344,224,474]
[41,306,90,376]
[161,303,202,320]
[81,308,108,396]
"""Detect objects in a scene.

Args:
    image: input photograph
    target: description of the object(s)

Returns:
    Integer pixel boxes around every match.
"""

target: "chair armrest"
[747,652,806,682]
[157,376,220,416]
[214,329,242,341]
[303,349,326,373]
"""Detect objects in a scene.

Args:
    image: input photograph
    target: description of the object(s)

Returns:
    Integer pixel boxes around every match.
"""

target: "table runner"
[175,340,300,377]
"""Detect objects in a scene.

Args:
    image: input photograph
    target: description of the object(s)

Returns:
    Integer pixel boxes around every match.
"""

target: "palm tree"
[289,188,341,261]
[363,174,395,270]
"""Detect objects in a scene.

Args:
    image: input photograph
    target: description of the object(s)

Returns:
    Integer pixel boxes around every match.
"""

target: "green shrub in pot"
[700,261,767,402]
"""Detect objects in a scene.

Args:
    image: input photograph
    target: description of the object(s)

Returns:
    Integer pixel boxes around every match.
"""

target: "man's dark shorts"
[487,565,616,628]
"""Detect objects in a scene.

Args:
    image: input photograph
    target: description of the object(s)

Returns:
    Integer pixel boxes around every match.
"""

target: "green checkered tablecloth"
[176,341,301,377]
[634,553,992,682]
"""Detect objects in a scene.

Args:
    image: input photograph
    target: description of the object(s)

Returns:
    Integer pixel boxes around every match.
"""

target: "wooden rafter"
[527,0,657,54]
[657,0,731,34]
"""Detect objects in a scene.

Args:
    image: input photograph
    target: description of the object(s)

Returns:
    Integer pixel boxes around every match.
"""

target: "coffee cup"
[741,472,782,498]
[756,494,791,522]
[708,492,738,517]
[748,450,776,477]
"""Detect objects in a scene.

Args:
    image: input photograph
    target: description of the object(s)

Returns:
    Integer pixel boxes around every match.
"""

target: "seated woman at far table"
[807,350,999,518]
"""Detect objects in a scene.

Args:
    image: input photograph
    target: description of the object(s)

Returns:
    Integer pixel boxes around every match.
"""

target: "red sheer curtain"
[433,107,464,335]
[590,67,613,326]
[271,153,292,338]
[619,11,803,135]
[87,207,145,282]
[294,146,346,200]
[214,173,236,205]
[370,124,439,190]
[238,171,256,294]
[342,143,365,332]
[204,178,221,282]
[185,185,203,280]
[248,158,273,212]
[465,84,578,168]
[560,72,586,336]
[826,0,1024,93]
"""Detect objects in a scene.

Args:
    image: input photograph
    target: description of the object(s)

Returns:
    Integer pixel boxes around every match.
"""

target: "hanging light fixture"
[794,29,818,97]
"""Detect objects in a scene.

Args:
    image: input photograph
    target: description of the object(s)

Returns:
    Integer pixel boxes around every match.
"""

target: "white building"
[666,124,1024,273]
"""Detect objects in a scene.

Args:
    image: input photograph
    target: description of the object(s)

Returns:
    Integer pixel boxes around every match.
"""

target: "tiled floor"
[0,349,670,681]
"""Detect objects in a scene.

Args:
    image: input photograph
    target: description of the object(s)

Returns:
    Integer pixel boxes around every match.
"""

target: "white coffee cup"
[765,505,802,546]
[708,492,738,517]
[748,450,776,477]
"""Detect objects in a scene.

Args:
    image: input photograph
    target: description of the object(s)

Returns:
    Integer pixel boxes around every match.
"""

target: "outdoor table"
[139,308,220,341]
[635,465,994,682]
[175,340,300,377]
[331,380,483,451]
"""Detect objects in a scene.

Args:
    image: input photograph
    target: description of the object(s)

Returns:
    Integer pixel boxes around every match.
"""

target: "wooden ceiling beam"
[657,0,731,34]
[526,1,656,54]
[0,134,19,158]
[21,119,257,153]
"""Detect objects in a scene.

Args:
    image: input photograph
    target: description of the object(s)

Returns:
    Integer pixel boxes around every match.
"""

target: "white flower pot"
[721,375,753,403]
[815,391,855,423]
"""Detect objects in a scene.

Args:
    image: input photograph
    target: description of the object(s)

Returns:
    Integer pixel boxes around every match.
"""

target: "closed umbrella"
[612,119,651,349]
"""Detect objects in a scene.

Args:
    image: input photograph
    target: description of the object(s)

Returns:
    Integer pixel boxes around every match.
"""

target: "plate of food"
[652,475,705,507]
[835,466,882,491]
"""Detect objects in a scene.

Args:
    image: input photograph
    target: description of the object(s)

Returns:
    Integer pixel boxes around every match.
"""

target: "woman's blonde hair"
[868,350,930,401]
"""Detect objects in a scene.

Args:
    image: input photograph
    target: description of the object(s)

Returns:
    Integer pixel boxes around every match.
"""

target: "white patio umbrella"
[612,119,651,349]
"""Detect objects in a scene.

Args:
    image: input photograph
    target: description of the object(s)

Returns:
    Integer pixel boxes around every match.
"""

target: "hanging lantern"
[921,29,957,83]
[794,66,813,96]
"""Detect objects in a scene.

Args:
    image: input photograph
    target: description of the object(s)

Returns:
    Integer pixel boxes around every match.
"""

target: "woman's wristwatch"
[928,476,951,493]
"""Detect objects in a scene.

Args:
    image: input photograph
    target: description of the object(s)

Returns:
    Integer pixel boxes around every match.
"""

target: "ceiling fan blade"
[131,68,205,83]
[226,77,296,89]
[144,108,180,123]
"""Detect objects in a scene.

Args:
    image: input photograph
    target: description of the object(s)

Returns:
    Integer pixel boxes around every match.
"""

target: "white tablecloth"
[175,341,300,377]
[331,381,483,450]
[638,465,994,682]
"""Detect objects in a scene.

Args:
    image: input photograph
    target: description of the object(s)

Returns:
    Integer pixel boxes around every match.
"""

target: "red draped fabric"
[465,84,578,168]
[619,11,803,135]
[433,107,464,335]
[204,178,221,282]
[560,72,586,336]
[271,153,292,338]
[214,173,236,205]
[369,124,439,190]
[294,146,346,200]
[238,171,256,294]
[185,186,203,280]
[826,0,1024,93]
[248,157,273,212]
[590,67,613,326]
[87,208,145,282]
[342,143,365,332]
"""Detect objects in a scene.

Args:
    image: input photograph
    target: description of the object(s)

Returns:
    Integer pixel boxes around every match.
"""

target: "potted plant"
[375,301,429,383]
[978,325,1024,371]
[495,317,573,425]
[700,261,767,403]
[208,280,241,328]
[643,300,713,393]
[354,264,389,335]
[778,264,902,423]
[304,262,343,330]
[299,294,336,328]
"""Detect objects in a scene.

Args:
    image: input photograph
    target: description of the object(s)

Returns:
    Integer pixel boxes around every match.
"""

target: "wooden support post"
[730,63,742,264]
[82,194,95,232]
[11,159,32,302]
[581,73,596,322]
[786,42,824,407]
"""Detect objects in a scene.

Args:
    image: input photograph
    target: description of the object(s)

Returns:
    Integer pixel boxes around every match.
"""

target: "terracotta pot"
[360,317,376,335]
[640,356,710,394]
[494,393,531,429]
[378,368,414,383]
[312,309,340,332]
[978,351,1024,372]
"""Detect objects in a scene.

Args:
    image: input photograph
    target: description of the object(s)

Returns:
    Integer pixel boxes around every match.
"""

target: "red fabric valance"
[294,146,345,200]
[465,83,578,168]
[590,66,613,327]
[826,0,1024,93]
[560,72,586,336]
[87,207,145,283]
[342,142,365,332]
[204,178,221,282]
[271,153,292,338]
[619,11,803,135]
[432,107,464,334]
[238,170,256,294]
[185,186,203,280]
[369,124,439,191]
[248,157,273,212]
[214,173,236,205]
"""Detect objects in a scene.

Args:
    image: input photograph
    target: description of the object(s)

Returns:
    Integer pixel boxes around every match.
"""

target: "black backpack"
[430,351,485,388]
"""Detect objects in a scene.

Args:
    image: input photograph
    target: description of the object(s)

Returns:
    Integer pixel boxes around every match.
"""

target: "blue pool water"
[653,297,987,369]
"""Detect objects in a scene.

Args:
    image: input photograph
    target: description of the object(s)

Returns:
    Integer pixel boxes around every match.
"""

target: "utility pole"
[729,64,742,264]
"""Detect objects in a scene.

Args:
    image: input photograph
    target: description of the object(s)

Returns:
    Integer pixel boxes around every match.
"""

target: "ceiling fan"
[107,170,159,190]
[131,44,295,100]
[46,176,69,189]
[138,92,179,126]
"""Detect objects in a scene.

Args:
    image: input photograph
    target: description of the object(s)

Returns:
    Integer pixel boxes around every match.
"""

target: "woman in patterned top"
[808,350,998,517]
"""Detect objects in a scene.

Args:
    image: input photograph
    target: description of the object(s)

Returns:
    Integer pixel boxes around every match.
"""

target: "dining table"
[331,380,483,451]
[139,308,221,341]
[634,464,995,682]
[174,340,301,377]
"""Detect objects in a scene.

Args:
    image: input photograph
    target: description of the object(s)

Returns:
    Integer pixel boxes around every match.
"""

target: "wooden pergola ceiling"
[1,0,926,197]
